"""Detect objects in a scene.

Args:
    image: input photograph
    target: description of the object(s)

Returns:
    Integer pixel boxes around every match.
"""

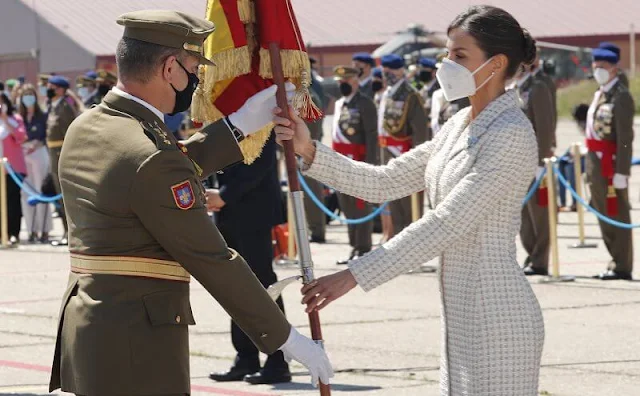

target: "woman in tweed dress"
[274,5,545,396]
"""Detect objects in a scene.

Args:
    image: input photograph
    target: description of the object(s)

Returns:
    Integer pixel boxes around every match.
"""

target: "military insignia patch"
[171,180,195,210]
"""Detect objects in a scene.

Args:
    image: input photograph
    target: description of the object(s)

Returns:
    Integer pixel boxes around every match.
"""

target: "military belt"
[70,253,191,282]
[47,140,64,149]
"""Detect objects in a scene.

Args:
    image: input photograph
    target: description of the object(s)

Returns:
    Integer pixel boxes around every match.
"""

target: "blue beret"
[381,54,404,69]
[85,71,98,80]
[592,48,619,64]
[352,52,375,66]
[372,67,383,78]
[419,57,437,69]
[48,75,70,88]
[598,42,620,57]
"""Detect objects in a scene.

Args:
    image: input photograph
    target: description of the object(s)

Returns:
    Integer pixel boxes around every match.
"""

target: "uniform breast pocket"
[142,290,196,326]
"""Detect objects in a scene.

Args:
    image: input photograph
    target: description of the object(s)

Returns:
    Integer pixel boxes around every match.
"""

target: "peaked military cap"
[381,54,404,70]
[333,65,359,80]
[96,69,118,85]
[117,10,216,66]
[48,75,70,89]
[352,52,375,66]
[592,48,619,64]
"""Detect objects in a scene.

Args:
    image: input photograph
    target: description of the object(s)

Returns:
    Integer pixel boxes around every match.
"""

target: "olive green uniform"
[586,78,634,274]
[378,79,429,234]
[517,74,556,271]
[332,91,378,252]
[46,95,77,234]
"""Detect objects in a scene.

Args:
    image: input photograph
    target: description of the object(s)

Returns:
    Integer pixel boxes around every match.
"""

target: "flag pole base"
[569,242,598,249]
[539,275,576,283]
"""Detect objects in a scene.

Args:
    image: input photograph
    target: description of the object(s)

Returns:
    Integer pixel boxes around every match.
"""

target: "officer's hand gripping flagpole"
[268,43,331,395]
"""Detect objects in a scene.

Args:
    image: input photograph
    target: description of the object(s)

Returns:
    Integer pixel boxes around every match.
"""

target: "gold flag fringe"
[237,0,255,24]
[258,48,310,80]
[238,124,273,164]
[191,66,214,123]
[206,46,251,83]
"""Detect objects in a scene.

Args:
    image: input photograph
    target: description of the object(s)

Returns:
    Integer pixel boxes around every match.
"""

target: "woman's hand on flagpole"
[300,269,357,312]
[274,105,315,164]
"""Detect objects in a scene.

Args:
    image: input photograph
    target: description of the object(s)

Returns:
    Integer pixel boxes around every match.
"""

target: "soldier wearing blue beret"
[352,52,376,98]
[598,42,629,87]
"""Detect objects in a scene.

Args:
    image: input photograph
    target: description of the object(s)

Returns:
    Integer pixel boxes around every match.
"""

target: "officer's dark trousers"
[303,177,326,239]
[587,153,633,274]
[50,147,68,234]
[218,223,288,372]
[337,193,372,252]
[1,174,24,238]
[520,178,550,270]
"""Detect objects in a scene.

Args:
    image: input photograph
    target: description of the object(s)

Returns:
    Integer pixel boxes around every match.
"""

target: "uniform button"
[260,333,268,338]
[175,315,181,324]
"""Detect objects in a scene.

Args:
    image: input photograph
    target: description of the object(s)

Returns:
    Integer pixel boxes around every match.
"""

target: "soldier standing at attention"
[377,54,428,235]
[587,48,635,280]
[45,75,77,247]
[417,57,439,135]
[352,52,376,99]
[513,66,555,276]
[331,66,379,264]
[48,10,333,396]
[598,42,629,88]
[76,71,100,108]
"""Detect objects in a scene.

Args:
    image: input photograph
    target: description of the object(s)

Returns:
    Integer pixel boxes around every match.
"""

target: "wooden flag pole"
[269,43,331,395]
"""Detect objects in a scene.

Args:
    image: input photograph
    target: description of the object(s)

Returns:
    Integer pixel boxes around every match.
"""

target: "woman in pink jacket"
[0,93,28,246]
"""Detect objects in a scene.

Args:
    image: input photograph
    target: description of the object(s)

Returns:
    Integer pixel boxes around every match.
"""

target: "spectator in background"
[0,93,27,246]
[19,84,52,243]
[164,111,186,140]
[207,134,291,385]
[5,79,20,106]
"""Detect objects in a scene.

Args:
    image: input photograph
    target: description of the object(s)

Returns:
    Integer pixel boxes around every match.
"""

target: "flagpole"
[269,43,331,396]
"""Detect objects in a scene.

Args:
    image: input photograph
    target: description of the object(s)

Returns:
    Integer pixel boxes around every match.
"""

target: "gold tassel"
[239,124,273,164]
[237,0,255,23]
[205,46,251,83]
[258,48,310,79]
[292,71,323,121]
[191,66,213,123]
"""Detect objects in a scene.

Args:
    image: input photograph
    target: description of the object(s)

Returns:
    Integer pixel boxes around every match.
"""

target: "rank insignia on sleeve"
[171,180,195,210]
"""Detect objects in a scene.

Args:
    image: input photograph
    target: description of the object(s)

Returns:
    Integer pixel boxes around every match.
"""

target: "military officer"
[75,71,100,107]
[330,66,378,264]
[378,54,428,235]
[530,50,557,146]
[371,67,385,106]
[417,57,439,132]
[96,69,118,102]
[352,52,376,98]
[598,42,629,88]
[45,75,77,247]
[48,10,332,396]
[512,65,555,276]
[587,48,635,280]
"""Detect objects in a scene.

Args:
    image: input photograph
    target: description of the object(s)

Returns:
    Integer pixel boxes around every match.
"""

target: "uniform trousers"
[520,178,550,270]
[218,222,288,371]
[586,152,633,274]
[337,193,372,252]
[2,173,23,238]
[21,145,53,234]
[49,146,68,233]
[303,177,326,239]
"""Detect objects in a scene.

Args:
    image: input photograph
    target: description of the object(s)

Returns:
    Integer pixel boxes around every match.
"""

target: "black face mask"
[169,60,199,116]
[419,70,433,83]
[358,68,365,78]
[372,80,384,93]
[46,88,56,100]
[98,84,110,96]
[339,82,353,97]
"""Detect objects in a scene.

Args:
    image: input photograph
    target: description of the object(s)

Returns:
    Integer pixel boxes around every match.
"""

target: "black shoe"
[28,233,37,243]
[593,270,632,281]
[210,366,259,382]
[309,235,326,243]
[39,232,49,244]
[244,370,292,385]
[50,237,68,247]
[523,266,548,276]
[337,249,356,265]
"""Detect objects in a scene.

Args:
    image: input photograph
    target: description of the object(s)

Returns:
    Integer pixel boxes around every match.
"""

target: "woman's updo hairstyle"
[447,5,537,79]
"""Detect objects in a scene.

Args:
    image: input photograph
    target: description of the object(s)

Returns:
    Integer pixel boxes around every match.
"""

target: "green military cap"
[333,65,359,80]
[116,10,215,66]
[96,69,118,86]
[37,74,52,86]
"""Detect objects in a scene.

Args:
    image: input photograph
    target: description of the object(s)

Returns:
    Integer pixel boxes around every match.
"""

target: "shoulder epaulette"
[139,120,174,150]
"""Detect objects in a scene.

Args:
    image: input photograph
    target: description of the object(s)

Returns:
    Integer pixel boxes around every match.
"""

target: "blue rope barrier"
[554,165,640,229]
[3,160,62,203]
[522,167,546,205]
[297,171,388,225]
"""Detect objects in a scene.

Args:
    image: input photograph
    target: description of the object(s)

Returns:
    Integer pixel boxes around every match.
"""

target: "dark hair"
[572,103,590,123]
[448,5,537,78]
[18,83,45,121]
[0,93,15,116]
[0,82,4,91]
[116,37,184,84]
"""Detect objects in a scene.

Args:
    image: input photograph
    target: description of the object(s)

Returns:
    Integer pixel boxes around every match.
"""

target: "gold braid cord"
[384,92,422,136]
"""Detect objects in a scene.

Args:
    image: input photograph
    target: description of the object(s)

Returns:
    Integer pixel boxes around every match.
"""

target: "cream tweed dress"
[304,90,545,396]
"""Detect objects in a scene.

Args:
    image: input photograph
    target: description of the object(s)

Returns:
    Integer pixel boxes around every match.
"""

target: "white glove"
[228,82,296,136]
[613,173,628,189]
[279,326,334,387]
[535,166,545,181]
